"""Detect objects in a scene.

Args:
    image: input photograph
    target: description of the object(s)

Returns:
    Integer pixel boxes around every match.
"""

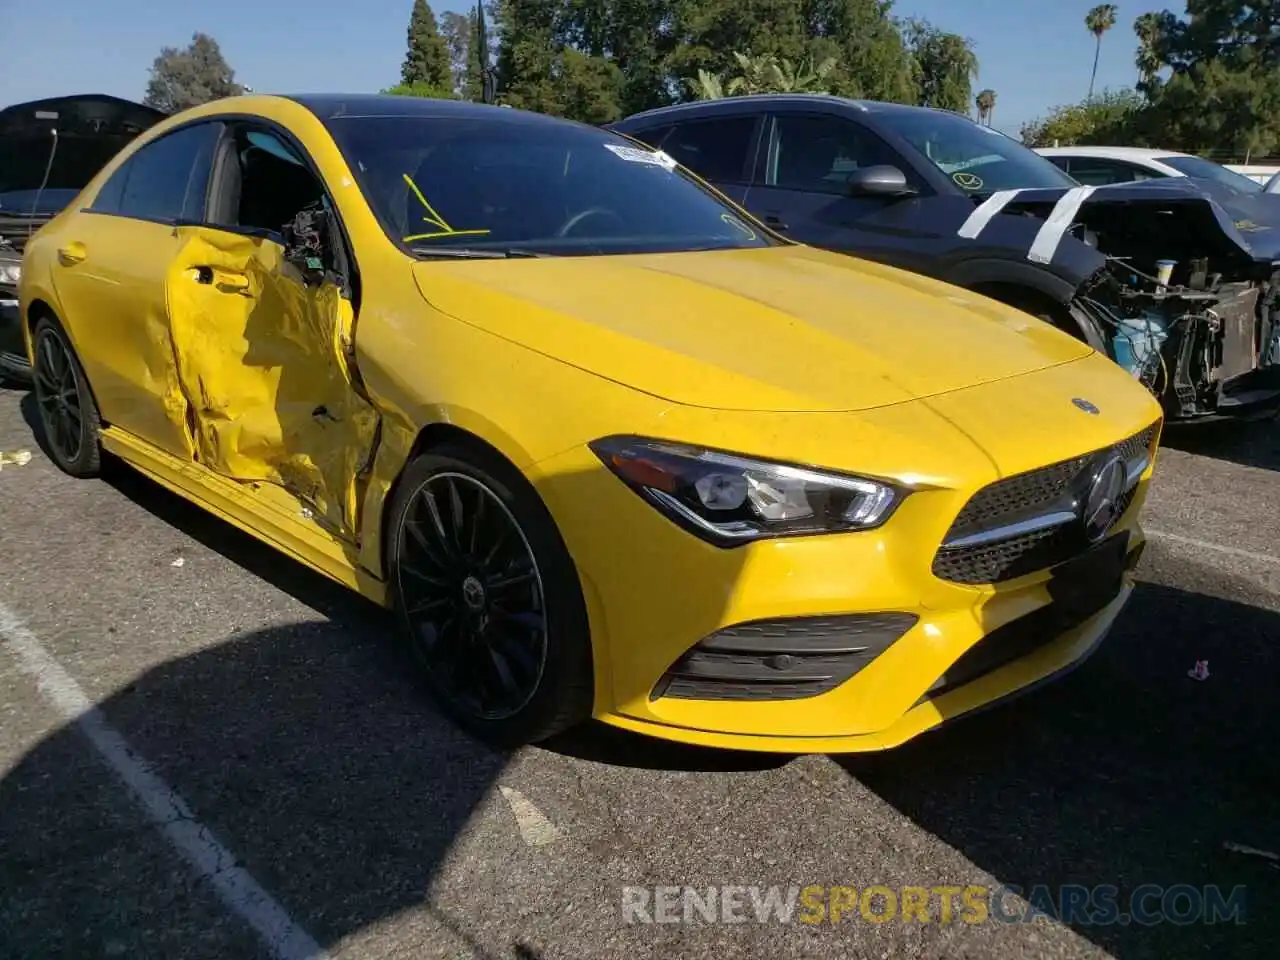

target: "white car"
[1036,146,1265,194]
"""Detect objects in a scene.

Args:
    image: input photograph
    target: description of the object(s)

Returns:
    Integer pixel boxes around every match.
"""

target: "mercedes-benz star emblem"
[1072,397,1100,415]
[1082,456,1126,542]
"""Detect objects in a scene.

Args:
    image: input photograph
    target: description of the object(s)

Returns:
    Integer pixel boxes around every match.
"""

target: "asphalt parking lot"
[1,380,1277,960]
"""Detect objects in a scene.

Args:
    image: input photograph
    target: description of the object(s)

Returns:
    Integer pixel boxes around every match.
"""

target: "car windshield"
[325,114,777,257]
[874,109,1077,194]
[1157,155,1263,194]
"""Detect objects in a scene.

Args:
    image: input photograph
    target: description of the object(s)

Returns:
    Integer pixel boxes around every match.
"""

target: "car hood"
[999,179,1280,266]
[411,244,1094,413]
[0,94,165,201]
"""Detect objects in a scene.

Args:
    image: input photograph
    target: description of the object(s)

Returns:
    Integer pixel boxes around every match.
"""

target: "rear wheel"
[387,443,594,747]
[31,316,101,477]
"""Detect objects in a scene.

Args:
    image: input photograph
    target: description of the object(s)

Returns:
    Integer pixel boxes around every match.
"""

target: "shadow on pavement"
[1161,413,1280,472]
[3,403,757,957]
[841,553,1279,959]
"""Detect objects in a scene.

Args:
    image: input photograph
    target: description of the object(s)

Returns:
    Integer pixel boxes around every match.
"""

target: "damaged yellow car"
[19,95,1164,753]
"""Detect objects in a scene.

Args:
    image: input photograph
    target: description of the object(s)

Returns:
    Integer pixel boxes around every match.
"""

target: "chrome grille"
[932,423,1158,585]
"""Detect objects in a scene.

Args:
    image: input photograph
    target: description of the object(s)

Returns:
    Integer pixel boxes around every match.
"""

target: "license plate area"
[1047,530,1129,623]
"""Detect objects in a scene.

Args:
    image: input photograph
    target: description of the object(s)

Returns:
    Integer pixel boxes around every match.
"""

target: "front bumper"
[533,413,1155,755]
[0,294,29,383]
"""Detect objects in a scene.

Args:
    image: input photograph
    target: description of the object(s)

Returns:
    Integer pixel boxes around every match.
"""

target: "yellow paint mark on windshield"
[401,173,492,243]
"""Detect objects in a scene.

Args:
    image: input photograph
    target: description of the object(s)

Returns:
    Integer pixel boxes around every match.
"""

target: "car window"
[89,161,131,214]
[324,115,777,257]
[766,114,911,193]
[1157,155,1263,194]
[873,109,1076,193]
[1062,157,1157,186]
[222,125,326,237]
[660,117,756,183]
[624,124,672,149]
[1044,155,1071,172]
[116,123,219,222]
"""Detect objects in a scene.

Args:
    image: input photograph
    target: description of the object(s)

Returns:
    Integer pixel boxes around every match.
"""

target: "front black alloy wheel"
[388,445,593,746]
[31,316,101,477]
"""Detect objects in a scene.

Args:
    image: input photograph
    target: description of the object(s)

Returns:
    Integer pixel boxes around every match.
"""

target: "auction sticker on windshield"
[605,143,677,169]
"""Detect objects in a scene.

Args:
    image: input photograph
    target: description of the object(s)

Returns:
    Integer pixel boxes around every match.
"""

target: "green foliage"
[380,81,457,99]
[439,10,476,97]
[696,51,839,97]
[1019,87,1146,146]
[902,18,978,114]
[489,0,947,122]
[401,0,453,90]
[143,32,244,114]
[1019,3,1280,161]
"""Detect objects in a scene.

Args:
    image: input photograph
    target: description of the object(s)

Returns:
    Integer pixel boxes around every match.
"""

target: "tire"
[386,441,594,747]
[30,316,102,478]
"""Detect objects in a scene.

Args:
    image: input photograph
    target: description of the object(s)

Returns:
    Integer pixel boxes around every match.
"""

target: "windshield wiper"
[411,246,547,260]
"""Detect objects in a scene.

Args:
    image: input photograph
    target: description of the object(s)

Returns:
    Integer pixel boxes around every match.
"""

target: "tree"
[440,10,476,96]
[903,18,978,113]
[143,32,243,114]
[694,50,839,97]
[975,88,996,126]
[1133,11,1168,96]
[381,80,456,98]
[1132,0,1280,159]
[401,0,453,90]
[493,0,624,121]
[1019,87,1145,146]
[1085,4,1119,99]
[802,0,919,103]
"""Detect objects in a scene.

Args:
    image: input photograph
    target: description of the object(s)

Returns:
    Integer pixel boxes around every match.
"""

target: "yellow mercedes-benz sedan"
[18,94,1163,753]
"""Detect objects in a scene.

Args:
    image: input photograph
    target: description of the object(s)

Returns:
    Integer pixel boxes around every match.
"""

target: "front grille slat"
[933,424,1158,585]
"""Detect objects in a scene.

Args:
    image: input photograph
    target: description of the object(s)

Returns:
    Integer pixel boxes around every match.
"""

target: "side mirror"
[847,165,916,198]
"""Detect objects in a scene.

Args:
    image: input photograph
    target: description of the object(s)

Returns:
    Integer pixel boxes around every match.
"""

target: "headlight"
[0,261,20,286]
[590,436,903,546]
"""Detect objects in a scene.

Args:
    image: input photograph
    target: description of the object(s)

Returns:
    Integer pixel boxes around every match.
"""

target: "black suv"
[610,94,1280,422]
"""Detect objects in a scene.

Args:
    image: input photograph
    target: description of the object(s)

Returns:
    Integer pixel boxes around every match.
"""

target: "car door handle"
[192,266,252,295]
[57,242,87,265]
[763,214,789,231]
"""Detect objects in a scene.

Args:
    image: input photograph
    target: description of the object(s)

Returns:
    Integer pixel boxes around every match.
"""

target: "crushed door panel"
[164,226,379,540]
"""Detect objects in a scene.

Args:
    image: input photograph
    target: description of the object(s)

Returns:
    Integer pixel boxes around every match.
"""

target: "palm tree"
[688,68,726,100]
[1086,4,1118,99]
[1134,12,1164,97]
[766,55,838,94]
[975,88,996,127]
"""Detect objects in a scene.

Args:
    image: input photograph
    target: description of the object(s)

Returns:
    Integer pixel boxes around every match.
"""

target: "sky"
[0,0,1157,133]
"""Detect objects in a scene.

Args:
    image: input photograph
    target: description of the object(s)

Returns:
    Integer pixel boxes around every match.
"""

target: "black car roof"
[284,93,583,131]
[612,94,963,128]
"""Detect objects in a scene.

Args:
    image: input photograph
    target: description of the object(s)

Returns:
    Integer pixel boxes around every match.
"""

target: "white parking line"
[0,603,330,960]
[1146,529,1280,566]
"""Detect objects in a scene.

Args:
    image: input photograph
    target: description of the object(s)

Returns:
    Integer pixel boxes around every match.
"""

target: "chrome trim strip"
[1125,454,1150,486]
[942,510,1078,549]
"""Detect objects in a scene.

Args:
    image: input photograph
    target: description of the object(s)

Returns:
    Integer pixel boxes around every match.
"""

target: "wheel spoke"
[445,478,466,553]
[404,519,449,571]
[419,485,455,558]
[401,561,447,587]
[467,484,487,555]
[487,568,535,592]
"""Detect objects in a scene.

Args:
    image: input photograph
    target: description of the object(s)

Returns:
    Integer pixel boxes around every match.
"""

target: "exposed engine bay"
[989,181,1280,422]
